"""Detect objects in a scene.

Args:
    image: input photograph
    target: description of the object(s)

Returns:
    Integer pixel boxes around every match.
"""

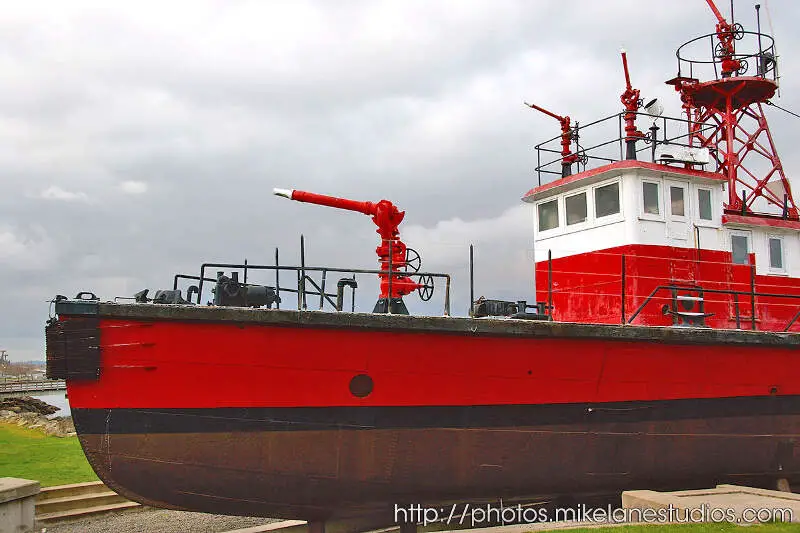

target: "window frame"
[639,178,663,221]
[536,197,562,235]
[592,178,623,226]
[694,185,717,227]
[666,181,689,221]
[767,234,787,274]
[729,229,752,266]
[564,189,590,228]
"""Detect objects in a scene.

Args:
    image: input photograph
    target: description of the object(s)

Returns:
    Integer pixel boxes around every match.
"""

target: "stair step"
[36,491,128,514]
[677,295,703,301]
[37,481,108,501]
[36,501,142,523]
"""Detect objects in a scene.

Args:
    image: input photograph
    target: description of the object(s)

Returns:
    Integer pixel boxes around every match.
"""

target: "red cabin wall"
[535,244,800,332]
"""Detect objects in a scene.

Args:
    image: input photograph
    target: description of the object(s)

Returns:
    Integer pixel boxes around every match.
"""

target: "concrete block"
[622,484,800,524]
[0,478,40,533]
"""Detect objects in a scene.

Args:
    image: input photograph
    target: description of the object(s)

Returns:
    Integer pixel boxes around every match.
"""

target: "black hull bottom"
[72,398,800,521]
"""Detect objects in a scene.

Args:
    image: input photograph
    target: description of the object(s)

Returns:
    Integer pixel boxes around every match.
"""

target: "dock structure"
[0,379,66,394]
[0,478,40,533]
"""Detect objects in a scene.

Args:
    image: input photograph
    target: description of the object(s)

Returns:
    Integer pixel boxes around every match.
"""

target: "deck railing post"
[198,264,206,304]
[387,240,393,315]
[300,235,307,310]
[547,249,553,318]
[444,276,451,317]
[275,248,281,310]
[750,262,757,330]
[537,147,542,187]
[469,244,474,317]
[621,254,626,324]
[319,270,327,310]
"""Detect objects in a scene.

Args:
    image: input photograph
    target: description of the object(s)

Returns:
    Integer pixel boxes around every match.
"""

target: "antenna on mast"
[524,102,578,178]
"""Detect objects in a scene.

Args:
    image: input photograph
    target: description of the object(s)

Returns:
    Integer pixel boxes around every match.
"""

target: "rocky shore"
[0,396,75,437]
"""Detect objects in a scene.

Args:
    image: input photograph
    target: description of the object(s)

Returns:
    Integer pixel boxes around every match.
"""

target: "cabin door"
[664,180,690,244]
[728,229,755,327]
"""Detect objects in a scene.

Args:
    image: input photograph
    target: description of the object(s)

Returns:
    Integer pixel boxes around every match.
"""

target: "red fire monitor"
[274,188,423,313]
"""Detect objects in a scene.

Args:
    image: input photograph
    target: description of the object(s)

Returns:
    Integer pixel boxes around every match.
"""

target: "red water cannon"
[620,49,645,160]
[525,102,578,178]
[274,188,430,314]
[704,0,741,77]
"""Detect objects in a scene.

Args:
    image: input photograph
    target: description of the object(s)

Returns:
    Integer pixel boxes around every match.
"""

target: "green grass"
[0,422,98,486]
[546,524,800,533]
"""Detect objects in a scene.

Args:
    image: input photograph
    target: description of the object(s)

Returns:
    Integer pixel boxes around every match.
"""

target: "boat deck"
[57,300,800,348]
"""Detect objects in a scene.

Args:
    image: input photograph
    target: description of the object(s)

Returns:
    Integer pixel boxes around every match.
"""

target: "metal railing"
[0,379,66,393]
[676,29,778,83]
[534,111,719,186]
[171,238,452,316]
[541,249,800,332]
[625,284,800,331]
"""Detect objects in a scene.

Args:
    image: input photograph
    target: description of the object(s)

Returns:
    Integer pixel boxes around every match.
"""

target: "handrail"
[626,284,800,330]
[0,379,66,393]
[192,262,452,317]
[533,110,720,186]
[785,309,800,332]
[675,30,778,82]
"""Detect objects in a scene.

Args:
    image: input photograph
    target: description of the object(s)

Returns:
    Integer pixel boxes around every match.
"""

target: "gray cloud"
[2,0,799,360]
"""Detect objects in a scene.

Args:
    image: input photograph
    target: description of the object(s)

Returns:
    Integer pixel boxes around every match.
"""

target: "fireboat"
[46,1,799,530]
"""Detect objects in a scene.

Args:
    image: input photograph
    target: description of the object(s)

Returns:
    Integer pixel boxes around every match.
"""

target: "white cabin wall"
[532,166,800,276]
[534,220,628,261]
[625,172,725,249]
[532,174,629,261]
[734,226,800,278]
[621,173,640,247]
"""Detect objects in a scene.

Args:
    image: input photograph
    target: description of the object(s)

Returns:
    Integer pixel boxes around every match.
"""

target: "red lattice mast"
[667,0,798,219]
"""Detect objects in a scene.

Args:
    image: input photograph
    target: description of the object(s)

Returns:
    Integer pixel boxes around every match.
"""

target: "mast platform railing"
[675,29,778,84]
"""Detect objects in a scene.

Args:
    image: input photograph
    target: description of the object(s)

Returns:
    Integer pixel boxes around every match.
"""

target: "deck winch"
[213,272,281,308]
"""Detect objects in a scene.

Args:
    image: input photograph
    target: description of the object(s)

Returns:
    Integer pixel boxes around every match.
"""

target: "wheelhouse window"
[537,199,559,231]
[698,188,712,221]
[731,234,750,265]
[642,181,659,215]
[565,192,587,225]
[595,182,620,218]
[769,236,784,271]
[670,186,685,217]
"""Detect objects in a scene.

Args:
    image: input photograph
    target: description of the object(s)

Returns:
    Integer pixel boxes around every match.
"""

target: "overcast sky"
[2,0,799,361]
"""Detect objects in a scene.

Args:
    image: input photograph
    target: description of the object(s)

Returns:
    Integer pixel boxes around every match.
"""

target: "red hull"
[69,317,800,410]
[48,302,800,520]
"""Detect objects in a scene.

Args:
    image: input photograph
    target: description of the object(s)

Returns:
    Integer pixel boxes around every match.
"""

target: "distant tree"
[5,362,37,379]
